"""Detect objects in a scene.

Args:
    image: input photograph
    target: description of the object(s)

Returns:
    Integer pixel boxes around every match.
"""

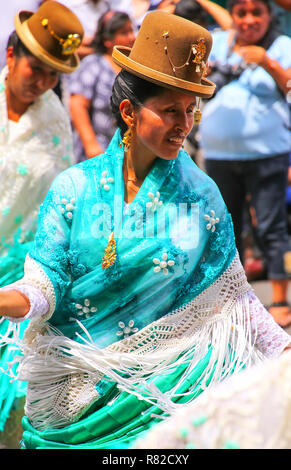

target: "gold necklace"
[102,169,141,269]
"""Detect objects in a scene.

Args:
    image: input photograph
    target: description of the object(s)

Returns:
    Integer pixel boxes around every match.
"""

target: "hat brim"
[14,11,80,74]
[112,45,215,99]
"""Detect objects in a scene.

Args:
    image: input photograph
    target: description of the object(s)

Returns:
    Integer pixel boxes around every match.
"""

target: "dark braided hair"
[6,30,34,57]
[227,0,273,12]
[111,70,166,137]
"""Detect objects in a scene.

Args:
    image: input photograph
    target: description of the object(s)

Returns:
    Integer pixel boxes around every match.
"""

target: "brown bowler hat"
[112,11,215,98]
[14,1,84,74]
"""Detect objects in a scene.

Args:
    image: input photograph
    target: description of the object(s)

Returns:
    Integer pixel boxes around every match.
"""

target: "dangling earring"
[194,98,202,125]
[122,127,132,152]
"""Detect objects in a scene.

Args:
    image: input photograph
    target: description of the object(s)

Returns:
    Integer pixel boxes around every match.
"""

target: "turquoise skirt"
[0,321,28,432]
[21,348,220,449]
[0,239,32,433]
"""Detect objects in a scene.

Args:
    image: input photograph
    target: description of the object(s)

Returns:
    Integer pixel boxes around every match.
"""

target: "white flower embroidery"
[153,252,175,275]
[204,210,220,232]
[116,320,139,338]
[146,191,163,211]
[75,299,97,319]
[61,198,76,220]
[100,170,114,191]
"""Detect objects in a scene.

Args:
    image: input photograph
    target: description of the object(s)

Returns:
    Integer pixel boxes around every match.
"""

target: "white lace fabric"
[0,284,49,323]
[248,291,290,358]
[0,65,73,253]
[134,349,291,449]
[1,252,290,430]
[4,272,290,356]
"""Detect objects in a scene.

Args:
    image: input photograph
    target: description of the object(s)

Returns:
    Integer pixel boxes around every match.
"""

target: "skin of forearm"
[195,0,233,29]
[70,97,98,150]
[262,56,291,94]
[77,45,96,59]
[273,0,291,10]
[0,290,30,318]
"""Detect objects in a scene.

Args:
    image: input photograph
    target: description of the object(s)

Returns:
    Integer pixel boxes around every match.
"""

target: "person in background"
[132,0,182,27]
[200,0,291,327]
[0,1,83,448]
[188,0,233,29]
[69,10,135,162]
[174,0,210,27]
[152,0,181,13]
[0,1,40,72]
[57,0,135,58]
[272,0,291,37]
[174,0,233,166]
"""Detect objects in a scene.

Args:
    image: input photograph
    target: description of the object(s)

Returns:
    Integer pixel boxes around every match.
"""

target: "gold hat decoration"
[112,11,215,98]
[14,1,84,73]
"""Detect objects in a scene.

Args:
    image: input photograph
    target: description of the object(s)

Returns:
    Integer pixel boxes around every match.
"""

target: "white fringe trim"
[8,252,266,431]
[0,317,22,380]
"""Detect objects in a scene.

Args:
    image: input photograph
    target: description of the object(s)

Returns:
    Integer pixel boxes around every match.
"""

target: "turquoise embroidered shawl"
[4,129,259,440]
[28,129,236,345]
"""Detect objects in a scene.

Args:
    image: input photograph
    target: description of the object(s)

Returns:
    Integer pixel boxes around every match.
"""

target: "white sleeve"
[249,291,291,358]
[1,284,49,323]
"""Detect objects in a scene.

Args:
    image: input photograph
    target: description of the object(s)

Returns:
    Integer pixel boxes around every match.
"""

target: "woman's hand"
[84,141,104,159]
[76,36,95,59]
[0,290,30,318]
[238,45,291,95]
[157,0,180,14]
[238,45,267,66]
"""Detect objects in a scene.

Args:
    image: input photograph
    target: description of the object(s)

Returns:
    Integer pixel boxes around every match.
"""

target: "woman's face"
[232,0,271,45]
[132,89,196,162]
[6,49,59,105]
[111,20,136,49]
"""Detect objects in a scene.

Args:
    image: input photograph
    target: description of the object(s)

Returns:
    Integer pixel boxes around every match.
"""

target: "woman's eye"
[237,9,246,17]
[253,8,263,16]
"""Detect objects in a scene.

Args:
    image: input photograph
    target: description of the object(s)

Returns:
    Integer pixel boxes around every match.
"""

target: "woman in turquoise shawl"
[0,11,290,449]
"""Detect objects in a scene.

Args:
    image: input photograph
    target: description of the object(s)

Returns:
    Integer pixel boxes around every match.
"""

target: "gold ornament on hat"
[41,18,81,55]
[162,32,207,76]
[191,38,206,73]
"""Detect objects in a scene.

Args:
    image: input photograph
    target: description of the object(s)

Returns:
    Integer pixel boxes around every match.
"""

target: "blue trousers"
[205,153,291,280]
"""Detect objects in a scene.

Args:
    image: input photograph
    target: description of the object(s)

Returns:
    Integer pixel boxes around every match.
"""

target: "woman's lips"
[168,136,185,145]
[27,87,43,98]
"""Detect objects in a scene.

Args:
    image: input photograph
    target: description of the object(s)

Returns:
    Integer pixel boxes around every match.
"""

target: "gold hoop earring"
[194,98,202,125]
[122,127,132,152]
